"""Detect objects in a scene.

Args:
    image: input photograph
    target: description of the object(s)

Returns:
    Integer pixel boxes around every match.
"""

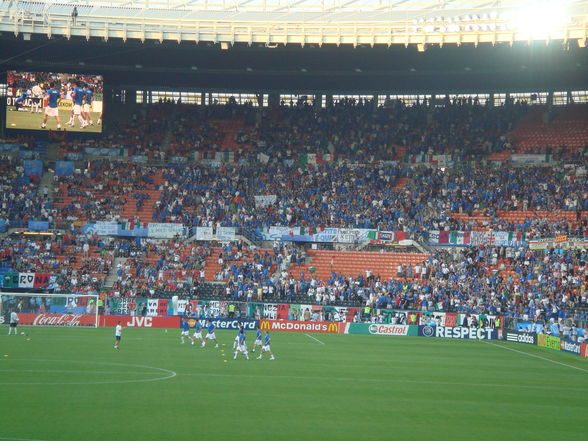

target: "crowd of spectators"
[148,161,586,238]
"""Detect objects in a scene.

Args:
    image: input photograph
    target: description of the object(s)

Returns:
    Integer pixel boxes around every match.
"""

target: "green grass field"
[1,327,587,441]
[6,107,101,133]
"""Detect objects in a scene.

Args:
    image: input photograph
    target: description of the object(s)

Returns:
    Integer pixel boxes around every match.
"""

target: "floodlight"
[424,25,435,33]
[511,1,569,39]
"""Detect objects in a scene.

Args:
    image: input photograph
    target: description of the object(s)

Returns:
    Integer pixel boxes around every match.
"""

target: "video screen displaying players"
[6,71,103,133]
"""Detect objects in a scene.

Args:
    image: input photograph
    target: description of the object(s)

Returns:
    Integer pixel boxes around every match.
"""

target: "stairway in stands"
[209,118,245,151]
[393,177,408,190]
[120,170,164,224]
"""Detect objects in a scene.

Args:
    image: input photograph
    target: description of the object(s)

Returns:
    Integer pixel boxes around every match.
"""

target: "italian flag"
[120,219,148,230]
[507,232,527,242]
[300,226,325,235]
[438,231,472,245]
[214,151,236,162]
[299,153,335,168]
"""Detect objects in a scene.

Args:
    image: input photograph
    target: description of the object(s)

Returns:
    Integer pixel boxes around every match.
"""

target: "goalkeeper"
[8,310,19,336]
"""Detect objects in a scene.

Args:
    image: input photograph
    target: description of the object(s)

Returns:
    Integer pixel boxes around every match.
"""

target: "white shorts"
[238,344,248,353]
[262,344,270,352]
[254,338,262,346]
[44,107,58,117]
[73,104,81,115]
[181,330,189,336]
[206,332,216,340]
[83,104,91,113]
[193,331,202,339]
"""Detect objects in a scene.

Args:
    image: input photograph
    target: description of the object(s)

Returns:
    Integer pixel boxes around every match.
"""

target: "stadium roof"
[1,0,587,47]
[1,1,587,93]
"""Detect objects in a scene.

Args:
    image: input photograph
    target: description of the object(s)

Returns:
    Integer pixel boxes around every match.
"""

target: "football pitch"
[5,107,101,133]
[0,327,587,441]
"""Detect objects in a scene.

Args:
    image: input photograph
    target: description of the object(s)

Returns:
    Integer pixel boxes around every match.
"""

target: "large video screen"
[6,71,103,133]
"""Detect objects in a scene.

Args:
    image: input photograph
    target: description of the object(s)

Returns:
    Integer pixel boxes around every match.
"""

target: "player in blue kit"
[257,331,275,360]
[203,319,219,348]
[180,318,190,344]
[233,328,249,360]
[68,82,87,128]
[14,89,27,111]
[41,82,62,129]
[191,319,205,347]
[252,326,263,354]
[82,85,94,125]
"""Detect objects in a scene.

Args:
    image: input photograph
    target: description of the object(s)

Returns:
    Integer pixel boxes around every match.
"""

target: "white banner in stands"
[195,227,214,241]
[216,227,236,241]
[148,223,185,238]
[254,195,277,208]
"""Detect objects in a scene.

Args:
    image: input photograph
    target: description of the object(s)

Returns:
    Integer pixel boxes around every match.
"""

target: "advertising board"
[347,323,416,336]
[537,334,561,350]
[186,318,258,330]
[504,330,537,345]
[418,326,499,340]
[260,320,342,333]
[101,315,180,328]
[17,313,96,327]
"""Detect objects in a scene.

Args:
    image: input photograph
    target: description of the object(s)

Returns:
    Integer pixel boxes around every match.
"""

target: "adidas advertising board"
[505,330,537,345]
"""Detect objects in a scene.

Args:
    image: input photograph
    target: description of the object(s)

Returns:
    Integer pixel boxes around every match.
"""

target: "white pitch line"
[0,437,51,441]
[177,372,581,391]
[305,333,325,345]
[0,369,162,375]
[485,341,588,374]
[0,359,177,385]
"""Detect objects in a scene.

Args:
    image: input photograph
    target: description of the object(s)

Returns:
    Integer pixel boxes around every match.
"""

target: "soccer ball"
[20,332,25,335]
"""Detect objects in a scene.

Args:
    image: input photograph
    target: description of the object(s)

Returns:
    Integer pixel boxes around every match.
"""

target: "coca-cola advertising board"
[18,313,96,327]
[16,314,180,328]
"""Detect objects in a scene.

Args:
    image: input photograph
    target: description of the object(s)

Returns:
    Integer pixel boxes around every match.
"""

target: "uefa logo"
[422,325,435,337]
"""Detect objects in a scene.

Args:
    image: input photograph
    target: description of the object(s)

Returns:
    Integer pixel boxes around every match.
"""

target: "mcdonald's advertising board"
[259,319,343,334]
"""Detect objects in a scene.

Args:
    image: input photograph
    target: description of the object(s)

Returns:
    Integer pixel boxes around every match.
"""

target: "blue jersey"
[238,333,246,345]
[72,87,85,106]
[84,89,93,105]
[47,89,61,108]
[182,321,189,332]
[195,321,202,331]
[264,334,271,345]
[207,323,215,333]
[256,330,262,340]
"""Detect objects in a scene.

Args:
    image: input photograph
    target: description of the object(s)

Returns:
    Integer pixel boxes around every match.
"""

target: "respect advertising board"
[260,319,343,334]
[186,318,258,330]
[537,334,561,350]
[418,325,500,340]
[504,330,537,345]
[346,323,417,336]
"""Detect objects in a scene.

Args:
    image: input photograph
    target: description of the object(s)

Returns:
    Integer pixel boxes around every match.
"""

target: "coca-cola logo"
[32,314,83,327]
